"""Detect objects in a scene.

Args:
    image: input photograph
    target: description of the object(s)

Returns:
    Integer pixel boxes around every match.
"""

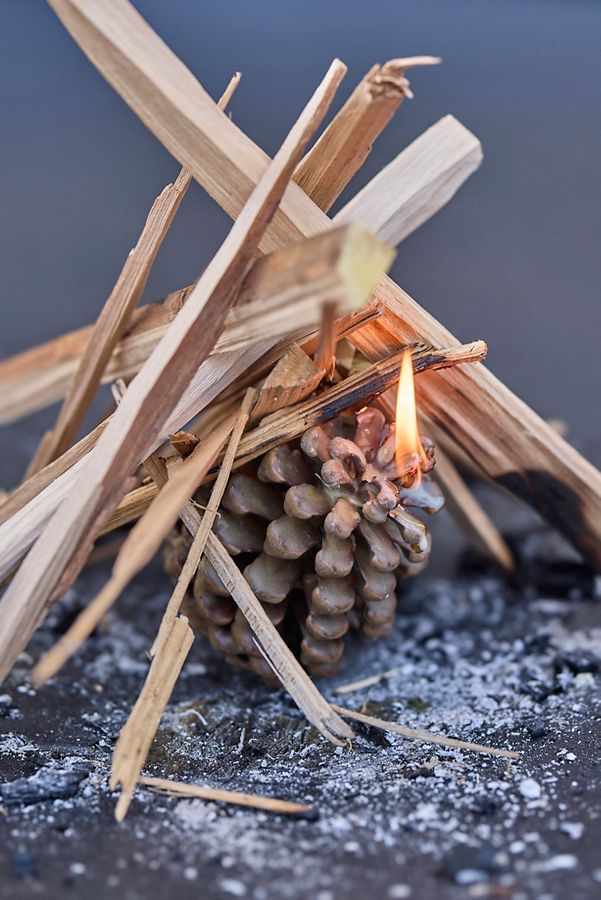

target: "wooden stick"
[333,668,401,695]
[0,60,346,685]
[138,775,315,817]
[109,393,253,821]
[48,0,601,565]
[26,76,241,476]
[332,705,519,759]
[251,344,323,423]
[313,302,338,380]
[150,389,256,658]
[432,443,514,571]
[0,225,390,426]
[31,413,237,685]
[0,234,386,539]
[294,56,440,212]
[334,114,482,245]
[231,342,487,469]
[111,615,194,821]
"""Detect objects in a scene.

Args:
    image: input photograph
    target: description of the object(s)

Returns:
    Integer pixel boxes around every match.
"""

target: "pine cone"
[164,407,443,680]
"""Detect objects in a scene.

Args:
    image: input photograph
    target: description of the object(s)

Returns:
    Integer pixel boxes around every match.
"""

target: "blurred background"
[1,0,600,490]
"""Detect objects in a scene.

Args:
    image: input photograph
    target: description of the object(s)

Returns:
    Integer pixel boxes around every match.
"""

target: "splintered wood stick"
[0,224,389,426]
[150,388,256,658]
[294,56,440,213]
[231,341,487,469]
[313,302,338,380]
[432,443,514,571]
[0,304,382,579]
[0,60,346,686]
[332,706,519,759]
[96,341,487,534]
[31,413,236,685]
[104,395,254,819]
[334,115,483,246]
[26,74,241,477]
[111,615,194,821]
[137,776,314,818]
[49,0,601,566]
[0,238,385,537]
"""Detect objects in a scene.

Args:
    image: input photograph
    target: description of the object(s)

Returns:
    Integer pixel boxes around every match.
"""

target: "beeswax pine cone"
[164,407,443,681]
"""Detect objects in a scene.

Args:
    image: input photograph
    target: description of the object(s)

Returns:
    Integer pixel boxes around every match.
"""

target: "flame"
[395,349,427,483]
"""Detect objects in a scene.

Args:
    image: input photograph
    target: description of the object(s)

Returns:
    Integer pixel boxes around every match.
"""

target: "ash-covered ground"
[1,501,601,900]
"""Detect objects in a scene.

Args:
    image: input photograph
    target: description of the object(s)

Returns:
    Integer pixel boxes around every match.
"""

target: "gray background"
[1,0,600,484]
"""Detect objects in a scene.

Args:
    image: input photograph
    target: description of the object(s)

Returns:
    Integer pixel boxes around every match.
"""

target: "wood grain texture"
[0,305,382,573]
[334,114,482,245]
[0,225,389,424]
[294,56,439,213]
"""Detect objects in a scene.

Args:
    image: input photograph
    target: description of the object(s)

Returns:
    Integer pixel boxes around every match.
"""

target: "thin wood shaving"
[151,388,256,658]
[138,775,314,818]
[332,705,519,759]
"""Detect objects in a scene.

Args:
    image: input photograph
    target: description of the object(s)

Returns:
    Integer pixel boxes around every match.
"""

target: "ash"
[1,524,600,900]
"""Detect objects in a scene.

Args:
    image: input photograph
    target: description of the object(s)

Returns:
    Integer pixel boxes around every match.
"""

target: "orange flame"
[395,349,427,484]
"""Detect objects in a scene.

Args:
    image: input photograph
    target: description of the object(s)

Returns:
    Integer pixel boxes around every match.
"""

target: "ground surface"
[1,496,600,900]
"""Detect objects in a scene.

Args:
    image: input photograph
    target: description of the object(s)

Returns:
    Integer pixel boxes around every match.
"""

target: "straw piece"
[332,705,519,759]
[111,616,194,821]
[150,388,256,658]
[138,775,314,818]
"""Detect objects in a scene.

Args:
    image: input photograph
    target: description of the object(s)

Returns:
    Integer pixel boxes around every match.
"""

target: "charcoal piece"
[0,762,91,807]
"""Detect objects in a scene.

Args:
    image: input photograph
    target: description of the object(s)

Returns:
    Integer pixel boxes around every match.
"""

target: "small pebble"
[519,778,541,800]
[527,719,546,739]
